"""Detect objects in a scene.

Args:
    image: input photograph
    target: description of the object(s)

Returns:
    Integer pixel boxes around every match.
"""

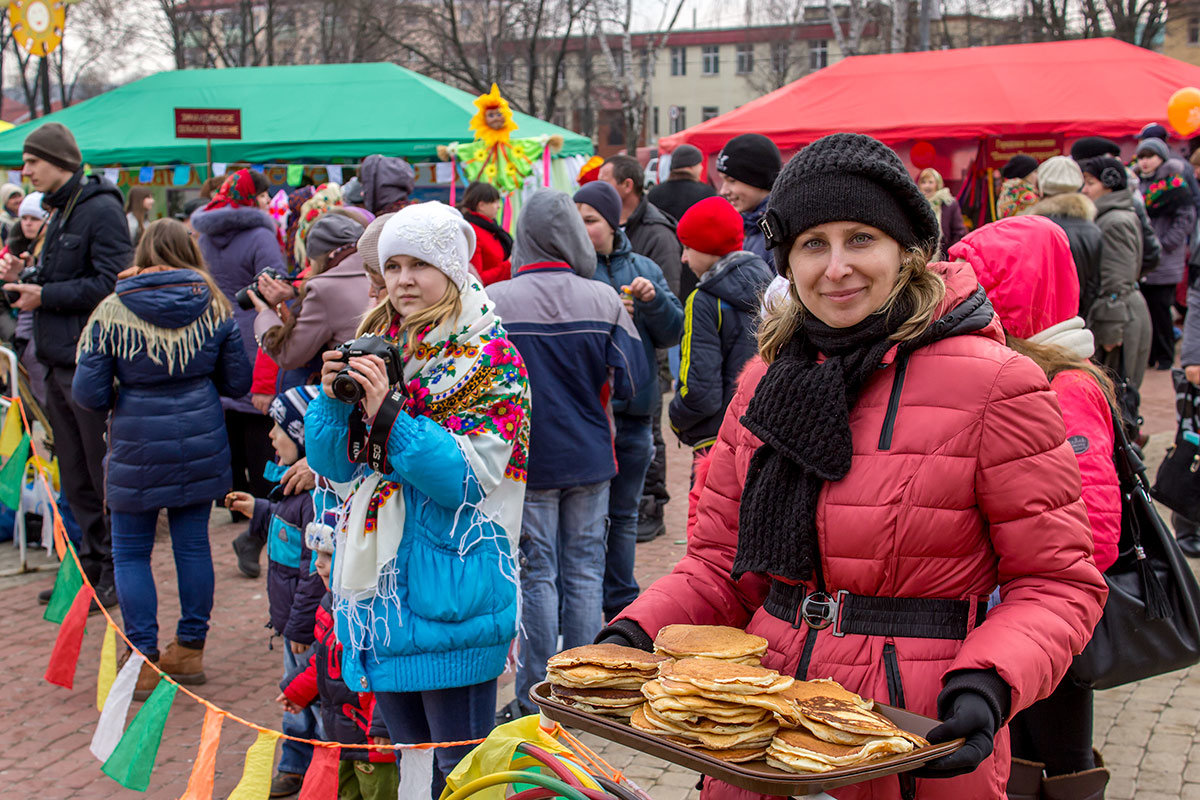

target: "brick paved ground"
[0,366,1195,799]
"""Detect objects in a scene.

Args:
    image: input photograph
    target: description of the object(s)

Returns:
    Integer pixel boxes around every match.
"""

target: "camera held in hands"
[4,264,42,305]
[330,334,404,404]
[235,266,287,311]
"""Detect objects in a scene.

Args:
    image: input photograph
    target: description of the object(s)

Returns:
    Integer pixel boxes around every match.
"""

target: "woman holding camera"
[250,210,370,390]
[600,134,1107,800]
[72,219,252,697]
[305,202,530,798]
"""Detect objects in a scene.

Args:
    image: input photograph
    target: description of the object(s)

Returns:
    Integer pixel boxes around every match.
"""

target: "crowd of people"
[6,116,1199,800]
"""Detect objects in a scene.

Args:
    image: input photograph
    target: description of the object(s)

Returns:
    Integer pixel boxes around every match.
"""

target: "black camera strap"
[347,389,406,475]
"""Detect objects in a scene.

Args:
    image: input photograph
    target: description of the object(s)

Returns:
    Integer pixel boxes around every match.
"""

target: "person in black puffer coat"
[669,197,772,474]
[279,525,398,799]
[72,220,251,698]
[1022,157,1103,317]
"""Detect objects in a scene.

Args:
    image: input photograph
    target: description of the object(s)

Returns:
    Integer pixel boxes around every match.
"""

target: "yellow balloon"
[1168,87,1200,137]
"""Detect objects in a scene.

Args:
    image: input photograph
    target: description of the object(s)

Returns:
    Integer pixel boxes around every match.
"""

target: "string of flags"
[9,394,485,798]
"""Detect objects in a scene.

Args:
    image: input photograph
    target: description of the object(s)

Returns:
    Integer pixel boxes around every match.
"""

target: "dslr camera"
[330,334,404,404]
[235,266,287,311]
[4,264,42,305]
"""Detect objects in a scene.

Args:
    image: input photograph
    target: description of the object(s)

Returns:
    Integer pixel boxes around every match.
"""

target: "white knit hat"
[17,192,45,221]
[375,202,476,291]
[1037,156,1084,198]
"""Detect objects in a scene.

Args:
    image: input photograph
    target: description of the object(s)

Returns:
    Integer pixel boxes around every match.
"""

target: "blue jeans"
[110,503,214,657]
[374,680,497,798]
[515,481,610,712]
[603,414,654,617]
[278,639,323,775]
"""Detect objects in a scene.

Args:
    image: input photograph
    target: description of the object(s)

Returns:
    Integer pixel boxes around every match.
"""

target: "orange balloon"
[1167,87,1200,137]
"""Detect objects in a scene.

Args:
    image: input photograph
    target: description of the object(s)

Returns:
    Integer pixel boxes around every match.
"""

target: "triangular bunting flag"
[0,400,24,458]
[287,164,304,186]
[44,585,93,688]
[297,745,339,800]
[43,551,84,624]
[101,677,177,791]
[227,729,280,800]
[0,432,31,508]
[180,707,223,800]
[97,623,117,711]
[91,653,144,762]
[399,748,435,800]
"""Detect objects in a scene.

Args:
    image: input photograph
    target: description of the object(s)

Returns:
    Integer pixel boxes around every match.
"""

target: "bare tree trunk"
[39,57,51,117]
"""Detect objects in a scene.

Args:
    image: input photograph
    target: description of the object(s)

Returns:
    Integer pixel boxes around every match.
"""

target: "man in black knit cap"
[717,133,782,273]
[3,122,132,609]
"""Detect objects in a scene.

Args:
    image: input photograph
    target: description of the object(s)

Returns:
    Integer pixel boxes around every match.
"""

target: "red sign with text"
[174,108,242,140]
[985,135,1064,170]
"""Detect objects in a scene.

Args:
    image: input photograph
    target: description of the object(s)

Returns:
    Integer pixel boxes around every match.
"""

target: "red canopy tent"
[660,38,1200,153]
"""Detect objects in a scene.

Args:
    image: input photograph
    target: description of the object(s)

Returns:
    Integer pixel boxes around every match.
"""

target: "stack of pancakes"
[632,657,792,761]
[765,687,930,774]
[546,644,671,718]
[653,624,769,665]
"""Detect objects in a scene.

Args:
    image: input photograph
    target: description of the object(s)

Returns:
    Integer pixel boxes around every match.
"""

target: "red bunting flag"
[297,745,340,800]
[45,585,93,688]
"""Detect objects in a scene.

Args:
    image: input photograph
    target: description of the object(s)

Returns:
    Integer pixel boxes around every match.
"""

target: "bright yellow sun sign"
[9,0,66,57]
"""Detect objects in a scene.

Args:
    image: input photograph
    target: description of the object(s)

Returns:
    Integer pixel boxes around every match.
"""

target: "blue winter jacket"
[251,488,322,645]
[592,230,684,417]
[670,251,772,449]
[305,392,518,693]
[72,269,253,513]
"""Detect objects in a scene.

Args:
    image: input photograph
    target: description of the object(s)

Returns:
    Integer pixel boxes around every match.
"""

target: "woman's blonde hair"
[1005,334,1118,412]
[757,244,945,364]
[356,269,463,357]
[133,219,231,317]
[917,168,944,191]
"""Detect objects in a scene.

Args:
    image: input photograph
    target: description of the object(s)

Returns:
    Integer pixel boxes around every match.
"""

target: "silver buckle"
[800,590,847,635]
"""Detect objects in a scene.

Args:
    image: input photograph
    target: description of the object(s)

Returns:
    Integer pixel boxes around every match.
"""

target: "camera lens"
[331,369,365,404]
[235,286,256,311]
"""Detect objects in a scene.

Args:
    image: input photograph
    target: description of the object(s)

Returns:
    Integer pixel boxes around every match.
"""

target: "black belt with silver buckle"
[762,579,987,640]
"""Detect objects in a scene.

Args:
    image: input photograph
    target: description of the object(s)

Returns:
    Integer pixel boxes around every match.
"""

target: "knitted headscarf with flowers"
[1142,163,1192,218]
[284,186,315,272]
[204,169,258,211]
[293,184,343,269]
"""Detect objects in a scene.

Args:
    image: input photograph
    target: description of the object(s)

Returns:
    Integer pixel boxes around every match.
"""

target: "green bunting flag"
[0,432,29,509]
[43,549,84,624]
[101,677,177,792]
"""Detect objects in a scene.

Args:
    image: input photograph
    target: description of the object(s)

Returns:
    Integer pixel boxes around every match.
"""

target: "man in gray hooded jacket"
[488,189,650,718]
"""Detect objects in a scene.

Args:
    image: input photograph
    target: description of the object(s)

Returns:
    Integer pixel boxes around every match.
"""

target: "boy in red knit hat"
[670,196,774,478]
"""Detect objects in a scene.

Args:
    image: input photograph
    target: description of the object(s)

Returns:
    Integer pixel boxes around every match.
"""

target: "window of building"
[613,50,625,77]
[499,60,515,83]
[702,106,719,121]
[671,46,686,76]
[771,42,790,75]
[736,44,754,74]
[701,45,720,75]
[809,39,828,70]
[653,106,660,136]
[670,105,687,134]
[1191,16,1200,45]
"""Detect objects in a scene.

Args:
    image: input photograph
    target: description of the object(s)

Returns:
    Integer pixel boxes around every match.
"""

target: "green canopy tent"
[0,62,592,166]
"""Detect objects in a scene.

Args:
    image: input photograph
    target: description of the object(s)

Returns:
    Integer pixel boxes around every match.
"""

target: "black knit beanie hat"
[758,133,939,276]
[1001,154,1038,180]
[1070,136,1121,162]
[1080,156,1128,191]
[23,122,82,173]
[716,133,782,190]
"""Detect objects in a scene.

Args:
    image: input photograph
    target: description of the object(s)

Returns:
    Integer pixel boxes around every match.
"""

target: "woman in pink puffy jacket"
[599,134,1107,800]
[950,214,1118,800]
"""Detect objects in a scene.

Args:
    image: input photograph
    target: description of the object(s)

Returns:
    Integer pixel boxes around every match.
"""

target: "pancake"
[555,697,639,717]
[768,727,913,770]
[550,685,645,708]
[687,745,769,763]
[652,704,773,726]
[797,697,909,737]
[630,706,777,750]
[641,703,781,738]
[642,680,761,716]
[659,658,794,695]
[782,678,874,711]
[547,666,657,690]
[765,754,836,774]
[547,644,672,672]
[653,625,769,661]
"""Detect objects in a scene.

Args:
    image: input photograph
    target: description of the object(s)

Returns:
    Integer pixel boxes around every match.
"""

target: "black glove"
[594,619,654,651]
[912,690,999,779]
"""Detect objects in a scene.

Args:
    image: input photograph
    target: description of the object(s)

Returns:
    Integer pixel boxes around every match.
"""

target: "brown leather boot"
[159,639,206,685]
[1040,766,1109,800]
[119,650,162,702]
[1007,758,1044,800]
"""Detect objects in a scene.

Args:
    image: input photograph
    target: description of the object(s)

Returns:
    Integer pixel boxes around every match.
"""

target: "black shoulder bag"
[1069,412,1200,689]
[1151,372,1200,521]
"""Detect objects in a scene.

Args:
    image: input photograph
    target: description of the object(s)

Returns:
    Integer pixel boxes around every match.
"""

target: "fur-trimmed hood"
[191,205,277,249]
[1022,192,1097,222]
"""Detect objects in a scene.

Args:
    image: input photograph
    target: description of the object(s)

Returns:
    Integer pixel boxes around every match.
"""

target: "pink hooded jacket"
[949,216,1119,571]
[614,260,1106,800]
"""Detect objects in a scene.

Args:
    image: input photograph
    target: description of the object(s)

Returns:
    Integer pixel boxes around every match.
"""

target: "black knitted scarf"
[734,300,912,583]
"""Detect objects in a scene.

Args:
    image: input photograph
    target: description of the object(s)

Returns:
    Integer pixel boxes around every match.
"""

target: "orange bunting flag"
[179,707,223,800]
[227,729,280,800]
[297,745,340,800]
[44,585,93,688]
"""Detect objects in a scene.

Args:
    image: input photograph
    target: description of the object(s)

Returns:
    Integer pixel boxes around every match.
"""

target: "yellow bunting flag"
[96,623,117,711]
[179,707,223,800]
[0,400,22,457]
[227,729,280,800]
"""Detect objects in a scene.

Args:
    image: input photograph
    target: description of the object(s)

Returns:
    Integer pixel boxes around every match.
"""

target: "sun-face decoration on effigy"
[439,83,562,196]
[10,0,66,56]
